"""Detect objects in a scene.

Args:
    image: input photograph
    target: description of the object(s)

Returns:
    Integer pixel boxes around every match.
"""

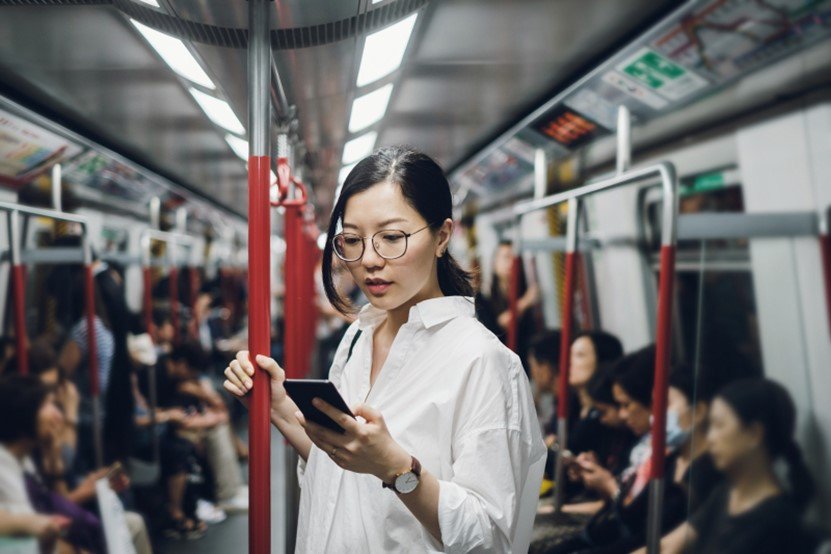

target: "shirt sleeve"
[436,346,546,553]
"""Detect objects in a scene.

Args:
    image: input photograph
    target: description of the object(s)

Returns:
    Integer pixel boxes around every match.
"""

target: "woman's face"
[613,383,651,436]
[569,337,597,387]
[493,244,514,282]
[706,398,762,472]
[341,182,450,313]
[36,394,64,442]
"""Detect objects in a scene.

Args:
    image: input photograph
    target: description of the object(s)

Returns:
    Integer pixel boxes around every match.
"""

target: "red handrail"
[247,155,272,554]
[11,265,28,374]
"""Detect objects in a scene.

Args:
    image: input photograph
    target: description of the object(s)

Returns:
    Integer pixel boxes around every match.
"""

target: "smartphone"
[284,379,355,434]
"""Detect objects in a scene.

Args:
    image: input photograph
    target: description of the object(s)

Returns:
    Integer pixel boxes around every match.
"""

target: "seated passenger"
[564,331,624,460]
[527,330,564,435]
[641,378,814,554]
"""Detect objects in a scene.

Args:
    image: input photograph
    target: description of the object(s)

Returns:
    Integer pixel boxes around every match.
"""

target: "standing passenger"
[224,146,546,552]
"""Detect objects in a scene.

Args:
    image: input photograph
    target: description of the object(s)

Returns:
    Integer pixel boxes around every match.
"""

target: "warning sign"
[617,47,708,101]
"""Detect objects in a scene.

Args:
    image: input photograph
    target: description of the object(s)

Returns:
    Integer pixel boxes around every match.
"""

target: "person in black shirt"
[638,378,814,554]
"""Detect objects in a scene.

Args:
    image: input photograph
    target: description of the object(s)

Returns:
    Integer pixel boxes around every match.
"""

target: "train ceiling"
[0,0,677,221]
[1,0,828,224]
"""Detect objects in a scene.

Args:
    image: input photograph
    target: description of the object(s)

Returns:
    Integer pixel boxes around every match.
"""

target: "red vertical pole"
[556,251,578,421]
[11,265,28,374]
[169,266,180,345]
[284,205,302,379]
[248,156,271,554]
[649,245,676,481]
[506,256,521,352]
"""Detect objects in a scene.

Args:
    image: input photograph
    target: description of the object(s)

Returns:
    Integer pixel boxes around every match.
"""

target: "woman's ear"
[747,421,766,450]
[436,218,453,257]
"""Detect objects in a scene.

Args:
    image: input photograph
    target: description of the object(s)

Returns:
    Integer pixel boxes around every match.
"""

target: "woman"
[644,378,813,554]
[487,241,540,366]
[564,331,624,458]
[224,147,546,552]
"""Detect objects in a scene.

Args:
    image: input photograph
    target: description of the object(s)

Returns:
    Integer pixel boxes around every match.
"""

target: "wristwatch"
[382,456,422,494]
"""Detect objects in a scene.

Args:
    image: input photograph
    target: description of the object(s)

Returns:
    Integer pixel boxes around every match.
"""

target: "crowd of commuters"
[0,248,250,552]
[0,225,826,552]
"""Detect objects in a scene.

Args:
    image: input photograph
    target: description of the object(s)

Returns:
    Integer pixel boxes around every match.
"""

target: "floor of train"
[157,427,287,554]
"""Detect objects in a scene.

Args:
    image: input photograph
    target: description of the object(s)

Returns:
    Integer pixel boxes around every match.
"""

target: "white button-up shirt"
[0,444,34,515]
[296,296,546,553]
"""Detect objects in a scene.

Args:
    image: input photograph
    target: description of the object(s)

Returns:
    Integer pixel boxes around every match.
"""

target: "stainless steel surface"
[534,148,546,199]
[52,163,63,212]
[566,198,580,254]
[92,396,104,468]
[646,478,665,554]
[0,201,90,225]
[616,106,631,176]
[678,212,819,240]
[248,0,270,158]
[553,417,568,512]
[150,197,161,230]
[7,210,22,266]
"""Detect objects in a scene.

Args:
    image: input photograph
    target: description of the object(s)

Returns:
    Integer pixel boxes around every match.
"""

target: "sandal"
[162,515,207,540]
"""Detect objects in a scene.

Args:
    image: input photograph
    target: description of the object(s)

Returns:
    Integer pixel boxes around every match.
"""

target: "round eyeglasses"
[332,223,433,262]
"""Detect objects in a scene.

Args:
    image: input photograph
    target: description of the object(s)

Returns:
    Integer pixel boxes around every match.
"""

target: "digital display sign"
[531,106,609,149]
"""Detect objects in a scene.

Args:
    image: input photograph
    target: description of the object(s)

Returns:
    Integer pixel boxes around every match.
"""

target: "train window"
[642,168,764,380]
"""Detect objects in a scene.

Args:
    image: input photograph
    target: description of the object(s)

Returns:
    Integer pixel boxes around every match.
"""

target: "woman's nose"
[362,239,385,268]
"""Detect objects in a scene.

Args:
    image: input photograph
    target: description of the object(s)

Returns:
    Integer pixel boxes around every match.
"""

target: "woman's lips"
[366,281,392,295]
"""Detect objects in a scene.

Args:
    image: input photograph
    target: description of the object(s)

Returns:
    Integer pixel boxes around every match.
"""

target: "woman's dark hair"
[572,330,624,366]
[489,240,528,304]
[587,362,617,405]
[669,362,717,404]
[322,146,473,313]
[0,374,49,442]
[716,378,814,511]
[612,345,655,408]
[528,330,561,367]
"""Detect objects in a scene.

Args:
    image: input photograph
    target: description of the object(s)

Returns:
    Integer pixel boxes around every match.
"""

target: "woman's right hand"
[223,351,288,413]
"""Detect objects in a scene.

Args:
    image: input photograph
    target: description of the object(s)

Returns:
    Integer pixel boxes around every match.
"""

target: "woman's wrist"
[379,445,412,484]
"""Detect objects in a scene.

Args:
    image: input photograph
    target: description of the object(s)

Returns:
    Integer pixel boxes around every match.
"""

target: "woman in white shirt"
[224,146,546,552]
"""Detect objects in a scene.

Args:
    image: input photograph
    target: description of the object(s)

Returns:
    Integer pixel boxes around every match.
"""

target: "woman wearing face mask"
[641,378,813,554]
[543,349,710,553]
[223,147,546,552]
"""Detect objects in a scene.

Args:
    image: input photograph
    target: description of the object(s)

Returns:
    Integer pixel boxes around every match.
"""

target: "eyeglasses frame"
[331,222,436,262]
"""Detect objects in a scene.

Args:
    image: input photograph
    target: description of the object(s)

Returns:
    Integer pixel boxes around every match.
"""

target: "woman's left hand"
[298,399,411,484]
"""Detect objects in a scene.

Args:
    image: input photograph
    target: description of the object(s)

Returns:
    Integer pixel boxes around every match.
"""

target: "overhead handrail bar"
[514,106,678,554]
[0,200,104,468]
[247,2,272,553]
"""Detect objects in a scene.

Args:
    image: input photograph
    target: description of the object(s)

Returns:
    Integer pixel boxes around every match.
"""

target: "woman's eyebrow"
[342,217,408,229]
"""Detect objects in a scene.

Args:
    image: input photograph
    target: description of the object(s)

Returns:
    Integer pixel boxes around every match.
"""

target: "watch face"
[395,471,419,494]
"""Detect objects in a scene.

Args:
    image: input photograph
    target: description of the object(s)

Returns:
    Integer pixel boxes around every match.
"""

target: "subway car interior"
[0,0,830,552]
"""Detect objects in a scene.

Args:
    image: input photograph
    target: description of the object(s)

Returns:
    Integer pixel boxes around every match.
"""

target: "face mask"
[649,410,690,450]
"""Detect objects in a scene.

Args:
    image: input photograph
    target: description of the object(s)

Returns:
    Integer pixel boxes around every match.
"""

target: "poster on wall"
[0,110,83,189]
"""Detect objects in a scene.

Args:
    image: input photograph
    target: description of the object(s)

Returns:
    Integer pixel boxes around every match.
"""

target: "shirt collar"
[356,295,475,331]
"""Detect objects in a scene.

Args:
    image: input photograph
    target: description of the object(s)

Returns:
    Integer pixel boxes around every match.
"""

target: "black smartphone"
[284,379,355,434]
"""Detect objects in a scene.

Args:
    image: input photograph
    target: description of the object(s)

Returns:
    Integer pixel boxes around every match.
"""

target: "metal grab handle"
[271,175,308,207]
[514,162,678,554]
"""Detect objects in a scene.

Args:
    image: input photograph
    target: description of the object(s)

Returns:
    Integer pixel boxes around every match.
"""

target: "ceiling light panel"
[342,132,377,165]
[348,84,393,133]
[136,0,160,6]
[191,89,245,135]
[357,13,418,87]
[130,19,215,89]
[225,134,248,160]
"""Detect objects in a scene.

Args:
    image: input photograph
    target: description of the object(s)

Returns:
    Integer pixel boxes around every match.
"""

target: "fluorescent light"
[130,19,215,89]
[339,163,357,184]
[225,134,248,160]
[136,0,160,6]
[342,132,377,165]
[348,84,393,133]
[191,89,245,135]
[357,14,418,87]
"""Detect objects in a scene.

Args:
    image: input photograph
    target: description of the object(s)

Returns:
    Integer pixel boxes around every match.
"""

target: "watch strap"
[382,456,421,491]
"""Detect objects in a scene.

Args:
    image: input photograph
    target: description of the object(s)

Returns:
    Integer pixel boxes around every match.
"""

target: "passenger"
[224,146,546,552]
[157,343,247,537]
[151,308,176,355]
[56,270,115,474]
[544,356,726,553]
[528,330,564,435]
[565,331,624,460]
[480,239,540,371]
[641,378,814,554]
